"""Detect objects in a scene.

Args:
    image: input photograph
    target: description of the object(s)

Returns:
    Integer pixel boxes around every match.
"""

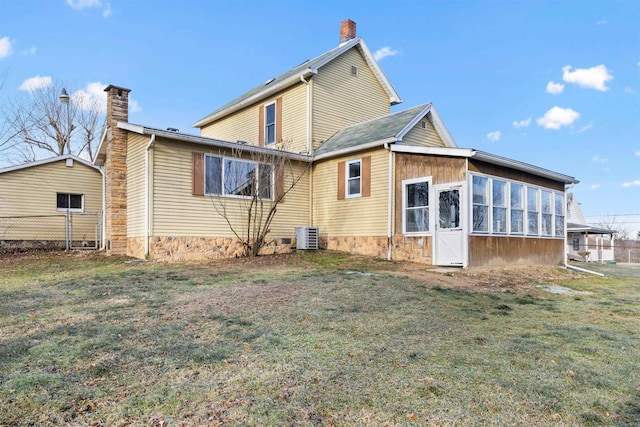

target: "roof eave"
[0,154,101,174]
[472,151,579,184]
[313,138,397,160]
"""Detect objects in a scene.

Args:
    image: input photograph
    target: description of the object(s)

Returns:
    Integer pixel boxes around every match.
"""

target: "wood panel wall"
[468,235,564,266]
[469,160,565,191]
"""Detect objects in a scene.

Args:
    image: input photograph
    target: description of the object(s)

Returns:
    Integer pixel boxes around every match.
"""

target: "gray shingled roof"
[314,103,431,156]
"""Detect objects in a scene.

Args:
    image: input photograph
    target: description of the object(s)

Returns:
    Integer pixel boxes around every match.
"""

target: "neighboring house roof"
[567,223,617,235]
[192,37,402,128]
[0,154,100,175]
[314,103,456,157]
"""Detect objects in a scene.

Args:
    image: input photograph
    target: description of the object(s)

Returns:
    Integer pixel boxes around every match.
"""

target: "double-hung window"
[510,183,524,233]
[403,178,430,234]
[57,193,83,212]
[472,176,489,232]
[492,180,507,233]
[346,159,361,198]
[264,102,276,146]
[204,155,272,200]
[541,190,552,236]
[527,187,539,235]
[554,193,565,237]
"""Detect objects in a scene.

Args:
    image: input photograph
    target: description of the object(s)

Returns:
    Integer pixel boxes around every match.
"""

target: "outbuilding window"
[510,183,524,233]
[527,187,539,235]
[56,193,83,212]
[472,176,489,232]
[403,177,431,234]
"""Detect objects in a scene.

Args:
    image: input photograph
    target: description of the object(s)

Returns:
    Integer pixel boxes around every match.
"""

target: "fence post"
[65,210,70,250]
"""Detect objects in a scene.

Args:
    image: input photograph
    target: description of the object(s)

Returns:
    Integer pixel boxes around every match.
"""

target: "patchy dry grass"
[0,251,638,426]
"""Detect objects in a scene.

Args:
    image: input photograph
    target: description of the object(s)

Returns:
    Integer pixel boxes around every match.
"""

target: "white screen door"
[435,185,464,266]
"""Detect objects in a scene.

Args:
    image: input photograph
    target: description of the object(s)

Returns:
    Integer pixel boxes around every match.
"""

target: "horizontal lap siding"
[312,47,390,150]
[0,160,102,240]
[152,139,309,238]
[469,160,565,191]
[199,83,308,154]
[313,149,388,237]
[401,117,445,147]
[126,134,147,238]
[469,235,564,266]
[394,154,466,234]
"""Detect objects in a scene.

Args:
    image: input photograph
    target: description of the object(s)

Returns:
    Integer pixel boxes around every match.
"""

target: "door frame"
[432,181,468,267]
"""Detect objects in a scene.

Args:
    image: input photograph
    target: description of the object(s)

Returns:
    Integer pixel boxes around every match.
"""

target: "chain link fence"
[0,211,101,252]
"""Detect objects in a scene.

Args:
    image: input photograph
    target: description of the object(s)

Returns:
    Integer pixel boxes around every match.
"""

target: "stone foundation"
[320,236,388,259]
[146,236,295,263]
[392,234,433,264]
[127,237,145,260]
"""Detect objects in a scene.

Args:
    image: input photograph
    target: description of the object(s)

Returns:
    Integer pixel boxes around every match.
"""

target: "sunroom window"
[492,180,507,233]
[404,178,430,233]
[554,193,565,237]
[541,190,552,236]
[472,176,489,232]
[527,187,539,235]
[510,183,524,233]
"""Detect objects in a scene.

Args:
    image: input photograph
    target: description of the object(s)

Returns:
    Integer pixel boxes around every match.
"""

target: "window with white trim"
[403,177,431,234]
[492,180,507,233]
[527,187,539,235]
[472,176,489,232]
[541,190,552,236]
[346,159,361,197]
[57,193,83,212]
[554,193,565,237]
[510,183,524,233]
[264,102,276,145]
[204,154,273,200]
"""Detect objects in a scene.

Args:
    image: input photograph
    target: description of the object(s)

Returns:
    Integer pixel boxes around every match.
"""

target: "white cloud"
[591,155,607,163]
[373,46,399,61]
[513,117,531,128]
[562,64,613,91]
[486,131,501,142]
[546,81,564,94]
[622,180,640,188]
[19,75,53,91]
[590,184,601,190]
[72,81,141,114]
[66,0,111,17]
[636,151,640,157]
[536,106,580,129]
[0,36,12,59]
[577,122,593,133]
[596,19,607,26]
[624,86,634,94]
[21,45,36,56]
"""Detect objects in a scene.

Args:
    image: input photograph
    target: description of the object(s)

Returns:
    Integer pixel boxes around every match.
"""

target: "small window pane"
[348,177,361,195]
[511,210,523,233]
[348,162,360,179]
[266,125,275,144]
[265,104,275,124]
[407,208,429,233]
[493,180,506,207]
[225,159,257,196]
[511,184,523,209]
[473,176,488,204]
[57,193,68,209]
[493,207,507,233]
[473,205,488,232]
[527,187,539,235]
[555,215,565,237]
[541,191,551,214]
[407,182,429,208]
[205,156,222,195]
[439,190,460,229]
[555,193,564,216]
[69,194,82,210]
[260,164,273,200]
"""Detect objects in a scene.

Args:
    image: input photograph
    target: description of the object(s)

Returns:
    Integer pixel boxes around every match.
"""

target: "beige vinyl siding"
[0,160,102,240]
[313,148,389,237]
[126,134,148,238]
[402,115,446,147]
[312,47,391,150]
[199,83,308,154]
[151,138,310,238]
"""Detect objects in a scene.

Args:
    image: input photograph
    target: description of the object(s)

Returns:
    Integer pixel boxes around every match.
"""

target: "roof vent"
[236,140,248,145]
[264,77,276,85]
[167,127,179,132]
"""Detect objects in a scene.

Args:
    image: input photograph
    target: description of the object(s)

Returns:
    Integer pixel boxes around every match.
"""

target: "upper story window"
[264,102,276,146]
[403,177,431,234]
[57,193,83,212]
[346,159,361,197]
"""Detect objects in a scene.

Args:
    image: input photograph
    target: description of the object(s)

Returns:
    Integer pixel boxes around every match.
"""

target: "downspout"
[300,75,311,154]
[564,183,574,270]
[144,134,156,257]
[384,143,393,260]
[99,166,106,250]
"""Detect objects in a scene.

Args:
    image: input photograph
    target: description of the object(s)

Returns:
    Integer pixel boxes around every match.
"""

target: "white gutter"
[144,134,156,257]
[566,264,605,276]
[99,166,106,251]
[300,75,311,154]
[385,143,393,260]
[314,137,397,161]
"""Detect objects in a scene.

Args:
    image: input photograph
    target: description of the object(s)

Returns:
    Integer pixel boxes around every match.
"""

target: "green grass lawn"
[1,252,638,426]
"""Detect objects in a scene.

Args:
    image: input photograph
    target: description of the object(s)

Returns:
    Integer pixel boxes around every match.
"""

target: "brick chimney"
[340,19,356,44]
[103,84,131,255]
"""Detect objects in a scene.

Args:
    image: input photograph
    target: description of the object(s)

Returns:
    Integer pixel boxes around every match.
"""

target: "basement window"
[57,193,83,212]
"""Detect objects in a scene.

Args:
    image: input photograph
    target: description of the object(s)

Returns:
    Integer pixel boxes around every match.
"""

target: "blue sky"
[1,0,638,235]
